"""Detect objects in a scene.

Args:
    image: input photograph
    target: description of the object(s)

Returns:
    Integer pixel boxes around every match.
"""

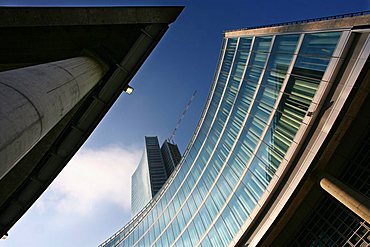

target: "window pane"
[273,34,300,54]
[299,32,341,57]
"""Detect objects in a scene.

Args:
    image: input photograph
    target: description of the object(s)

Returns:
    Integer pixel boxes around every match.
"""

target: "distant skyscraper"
[131,137,181,216]
[145,137,168,197]
[161,140,182,177]
[103,12,370,247]
[130,143,152,217]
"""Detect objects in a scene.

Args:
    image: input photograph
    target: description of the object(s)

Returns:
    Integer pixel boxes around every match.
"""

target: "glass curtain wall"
[102,31,342,247]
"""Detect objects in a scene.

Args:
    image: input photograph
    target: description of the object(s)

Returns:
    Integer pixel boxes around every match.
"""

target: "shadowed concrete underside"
[0,6,183,237]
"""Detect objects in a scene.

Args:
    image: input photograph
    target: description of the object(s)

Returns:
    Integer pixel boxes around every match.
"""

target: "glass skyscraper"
[102,12,370,246]
[131,137,182,216]
[161,140,182,177]
[131,137,168,216]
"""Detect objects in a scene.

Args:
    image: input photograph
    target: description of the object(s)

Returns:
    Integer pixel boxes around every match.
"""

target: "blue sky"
[0,1,368,247]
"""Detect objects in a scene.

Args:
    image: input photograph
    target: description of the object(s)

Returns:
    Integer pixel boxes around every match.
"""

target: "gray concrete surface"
[320,175,370,224]
[0,56,107,179]
[0,6,182,237]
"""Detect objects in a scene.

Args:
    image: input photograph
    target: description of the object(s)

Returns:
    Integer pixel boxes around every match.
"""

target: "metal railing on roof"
[224,10,370,34]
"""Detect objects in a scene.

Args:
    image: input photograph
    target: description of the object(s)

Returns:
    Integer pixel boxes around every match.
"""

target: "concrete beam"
[0,6,183,236]
[0,7,183,27]
[0,57,108,179]
[319,173,370,224]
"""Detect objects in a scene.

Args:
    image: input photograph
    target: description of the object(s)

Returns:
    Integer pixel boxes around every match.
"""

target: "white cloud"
[35,145,142,216]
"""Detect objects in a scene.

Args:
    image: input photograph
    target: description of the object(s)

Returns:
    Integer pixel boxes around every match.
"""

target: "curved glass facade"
[101,30,342,247]
[131,147,152,217]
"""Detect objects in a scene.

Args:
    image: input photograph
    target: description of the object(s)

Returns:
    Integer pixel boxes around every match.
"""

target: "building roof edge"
[224,10,370,38]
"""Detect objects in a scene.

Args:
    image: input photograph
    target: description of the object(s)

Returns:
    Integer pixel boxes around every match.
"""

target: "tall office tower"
[145,137,169,197]
[161,140,182,177]
[131,137,175,216]
[102,12,370,247]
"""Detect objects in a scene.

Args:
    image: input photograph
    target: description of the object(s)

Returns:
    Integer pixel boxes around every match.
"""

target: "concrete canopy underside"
[0,7,182,236]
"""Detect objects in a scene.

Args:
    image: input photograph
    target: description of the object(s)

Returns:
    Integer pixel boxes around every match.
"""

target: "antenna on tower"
[168,90,197,143]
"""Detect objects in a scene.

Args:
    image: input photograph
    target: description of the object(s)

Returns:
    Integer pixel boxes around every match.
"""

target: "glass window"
[200,235,213,247]
[226,38,238,50]
[171,218,181,238]
[192,187,203,208]
[222,205,242,236]
[239,173,261,212]
[188,170,200,189]
[177,186,187,205]
[203,168,215,190]
[218,173,233,199]
[239,37,253,53]
[187,221,200,245]
[248,155,273,186]
[172,194,181,211]
[211,184,227,210]
[187,193,197,216]
[248,52,269,68]
[272,34,300,54]
[175,235,185,247]
[215,217,233,246]
[144,234,150,247]
[159,232,169,247]
[177,209,186,229]
[158,215,166,239]
[199,204,212,227]
[181,203,192,225]
[266,53,295,72]
[181,228,192,246]
[253,36,273,53]
[197,179,209,198]
[263,70,286,91]
[165,225,175,245]
[208,226,223,247]
[292,55,331,80]
[222,165,239,190]
[256,141,284,174]
[244,66,264,85]
[193,212,206,238]
[149,228,155,247]
[299,32,341,57]
[228,151,247,177]
[205,195,219,219]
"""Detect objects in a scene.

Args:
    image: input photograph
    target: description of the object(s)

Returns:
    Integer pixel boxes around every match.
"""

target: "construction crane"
[168,90,197,143]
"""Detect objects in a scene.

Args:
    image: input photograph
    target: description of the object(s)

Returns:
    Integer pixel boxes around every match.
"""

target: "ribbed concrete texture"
[0,56,107,179]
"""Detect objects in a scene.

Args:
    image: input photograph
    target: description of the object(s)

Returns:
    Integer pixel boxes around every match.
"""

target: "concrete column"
[319,174,370,224]
[0,56,108,179]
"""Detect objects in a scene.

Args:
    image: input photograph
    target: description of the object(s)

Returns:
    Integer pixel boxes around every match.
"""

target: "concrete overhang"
[0,6,183,237]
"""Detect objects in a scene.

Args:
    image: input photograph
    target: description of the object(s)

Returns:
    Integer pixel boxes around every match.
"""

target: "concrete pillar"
[319,174,370,224]
[0,56,108,179]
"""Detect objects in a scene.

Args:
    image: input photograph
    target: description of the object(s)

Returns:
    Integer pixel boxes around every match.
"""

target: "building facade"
[131,141,153,217]
[161,140,182,177]
[145,137,169,197]
[131,137,182,216]
[102,12,370,247]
